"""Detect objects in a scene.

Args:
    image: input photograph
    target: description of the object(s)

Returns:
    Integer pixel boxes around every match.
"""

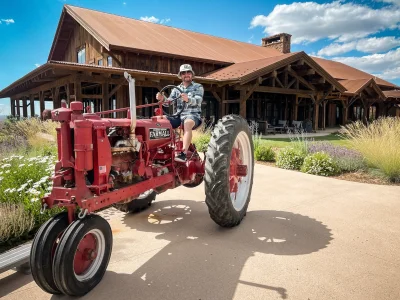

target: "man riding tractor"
[156,64,203,162]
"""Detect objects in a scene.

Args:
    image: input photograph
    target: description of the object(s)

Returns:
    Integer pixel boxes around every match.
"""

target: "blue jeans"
[167,115,202,130]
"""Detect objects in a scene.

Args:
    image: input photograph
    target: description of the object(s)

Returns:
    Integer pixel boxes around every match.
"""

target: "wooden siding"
[119,52,222,75]
[63,22,106,66]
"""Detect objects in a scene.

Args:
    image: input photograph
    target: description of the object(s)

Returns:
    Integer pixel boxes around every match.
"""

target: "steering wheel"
[158,85,186,117]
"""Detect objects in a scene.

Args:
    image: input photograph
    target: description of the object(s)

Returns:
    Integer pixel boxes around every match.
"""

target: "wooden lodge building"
[1,5,400,132]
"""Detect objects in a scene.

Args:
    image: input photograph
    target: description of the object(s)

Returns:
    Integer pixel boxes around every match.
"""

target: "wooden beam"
[30,94,35,117]
[240,90,246,118]
[102,82,109,111]
[287,78,296,89]
[297,69,315,76]
[10,98,15,117]
[293,94,298,121]
[234,85,315,96]
[221,87,226,117]
[22,97,28,118]
[288,70,316,91]
[313,94,321,131]
[39,91,45,118]
[109,84,123,98]
[81,94,103,99]
[275,76,284,88]
[211,91,222,102]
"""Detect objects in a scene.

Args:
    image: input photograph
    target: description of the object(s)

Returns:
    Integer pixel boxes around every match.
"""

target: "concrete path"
[1,164,400,300]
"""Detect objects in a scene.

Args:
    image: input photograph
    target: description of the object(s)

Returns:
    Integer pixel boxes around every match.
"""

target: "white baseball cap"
[178,64,195,78]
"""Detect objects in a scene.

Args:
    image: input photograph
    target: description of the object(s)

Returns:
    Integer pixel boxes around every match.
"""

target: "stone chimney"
[262,33,291,54]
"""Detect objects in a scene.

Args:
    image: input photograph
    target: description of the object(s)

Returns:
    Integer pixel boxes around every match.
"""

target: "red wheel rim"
[73,233,97,275]
[230,147,242,195]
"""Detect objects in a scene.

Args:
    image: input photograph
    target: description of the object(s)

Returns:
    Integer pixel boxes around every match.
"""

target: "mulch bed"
[255,161,400,186]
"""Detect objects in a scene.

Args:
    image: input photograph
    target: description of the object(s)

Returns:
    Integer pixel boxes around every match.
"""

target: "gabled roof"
[203,51,346,92]
[339,78,385,99]
[312,57,398,89]
[49,5,283,64]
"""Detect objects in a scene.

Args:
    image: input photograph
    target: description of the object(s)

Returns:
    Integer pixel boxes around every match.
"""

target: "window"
[77,47,86,64]
[98,59,103,66]
[107,56,112,67]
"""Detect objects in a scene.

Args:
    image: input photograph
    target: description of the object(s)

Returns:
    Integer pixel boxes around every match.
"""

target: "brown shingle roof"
[312,57,397,88]
[338,79,372,94]
[383,90,400,99]
[63,5,283,64]
[203,53,296,81]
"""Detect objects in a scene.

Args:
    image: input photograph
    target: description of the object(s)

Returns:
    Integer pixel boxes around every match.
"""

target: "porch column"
[22,96,28,118]
[239,89,246,118]
[102,82,109,111]
[221,87,226,117]
[39,91,45,118]
[322,101,326,130]
[313,95,320,131]
[293,95,298,121]
[16,99,21,118]
[10,98,15,117]
[30,94,35,117]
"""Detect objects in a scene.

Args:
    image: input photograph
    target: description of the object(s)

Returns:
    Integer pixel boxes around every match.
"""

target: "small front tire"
[30,212,69,295]
[52,214,112,297]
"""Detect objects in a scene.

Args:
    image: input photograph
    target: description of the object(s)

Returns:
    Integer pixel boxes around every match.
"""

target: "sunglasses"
[180,71,192,75]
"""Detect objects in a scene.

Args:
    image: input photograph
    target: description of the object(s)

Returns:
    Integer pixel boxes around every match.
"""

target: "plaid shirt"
[164,81,204,119]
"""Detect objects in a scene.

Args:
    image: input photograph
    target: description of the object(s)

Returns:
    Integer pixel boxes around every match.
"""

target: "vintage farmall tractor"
[30,72,254,297]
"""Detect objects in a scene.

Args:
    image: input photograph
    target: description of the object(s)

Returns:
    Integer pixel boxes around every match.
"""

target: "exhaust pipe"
[124,72,137,147]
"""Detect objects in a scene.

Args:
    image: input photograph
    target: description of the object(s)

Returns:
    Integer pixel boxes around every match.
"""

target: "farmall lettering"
[149,128,171,139]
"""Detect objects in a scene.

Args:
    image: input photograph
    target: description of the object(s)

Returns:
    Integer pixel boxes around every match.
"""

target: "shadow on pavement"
[50,199,333,300]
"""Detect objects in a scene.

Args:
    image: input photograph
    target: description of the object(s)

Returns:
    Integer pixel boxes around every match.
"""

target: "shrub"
[308,142,366,172]
[0,153,63,248]
[276,147,305,170]
[255,145,275,161]
[0,203,35,244]
[192,120,212,152]
[0,117,58,158]
[289,131,313,155]
[340,117,400,182]
[301,152,339,176]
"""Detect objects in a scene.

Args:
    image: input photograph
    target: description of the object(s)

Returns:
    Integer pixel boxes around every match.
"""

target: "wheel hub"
[74,233,97,275]
[229,148,248,194]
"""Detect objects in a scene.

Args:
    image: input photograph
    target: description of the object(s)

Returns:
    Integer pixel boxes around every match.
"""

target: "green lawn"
[260,134,351,148]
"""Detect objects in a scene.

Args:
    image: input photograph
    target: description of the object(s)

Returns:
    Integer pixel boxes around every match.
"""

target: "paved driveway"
[1,164,400,300]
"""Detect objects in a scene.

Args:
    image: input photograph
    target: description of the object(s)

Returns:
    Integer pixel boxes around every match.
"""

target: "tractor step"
[0,242,32,275]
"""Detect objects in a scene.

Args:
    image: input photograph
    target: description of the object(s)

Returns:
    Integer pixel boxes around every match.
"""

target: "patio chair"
[292,121,303,133]
[274,120,288,133]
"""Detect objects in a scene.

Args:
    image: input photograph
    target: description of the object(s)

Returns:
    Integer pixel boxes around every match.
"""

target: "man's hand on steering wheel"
[156,85,187,117]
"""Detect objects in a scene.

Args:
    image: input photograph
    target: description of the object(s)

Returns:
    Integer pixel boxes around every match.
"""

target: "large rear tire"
[30,212,69,295]
[204,115,254,227]
[52,215,112,297]
[113,190,156,213]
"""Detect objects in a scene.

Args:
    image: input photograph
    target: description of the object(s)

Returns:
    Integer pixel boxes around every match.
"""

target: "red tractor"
[30,72,254,297]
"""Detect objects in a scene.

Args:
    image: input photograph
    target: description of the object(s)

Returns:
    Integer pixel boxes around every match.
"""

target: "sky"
[0,0,400,115]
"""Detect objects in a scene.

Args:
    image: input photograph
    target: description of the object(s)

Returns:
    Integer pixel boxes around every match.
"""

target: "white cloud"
[332,47,400,80]
[249,1,400,44]
[140,16,159,23]
[141,16,170,24]
[318,42,356,56]
[0,19,15,25]
[35,63,41,68]
[159,18,171,24]
[318,36,400,56]
[377,0,400,6]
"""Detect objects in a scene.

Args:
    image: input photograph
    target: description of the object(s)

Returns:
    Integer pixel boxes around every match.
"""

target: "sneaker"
[175,152,187,162]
